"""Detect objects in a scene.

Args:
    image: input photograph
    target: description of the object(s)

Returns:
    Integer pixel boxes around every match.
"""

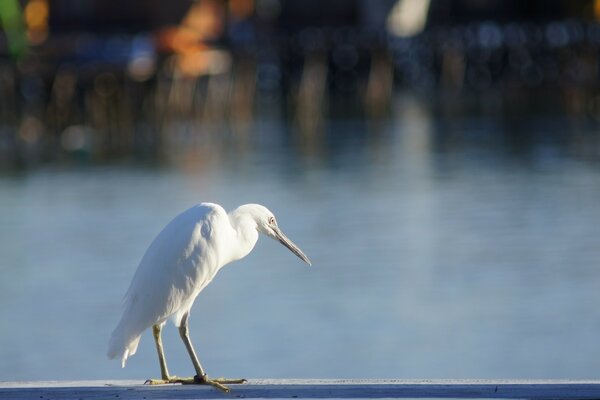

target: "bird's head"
[239,204,312,266]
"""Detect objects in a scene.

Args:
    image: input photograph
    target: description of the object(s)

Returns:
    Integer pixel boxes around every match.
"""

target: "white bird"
[107,203,311,391]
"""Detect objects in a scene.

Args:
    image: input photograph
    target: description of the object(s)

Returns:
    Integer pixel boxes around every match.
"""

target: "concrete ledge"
[2,379,600,399]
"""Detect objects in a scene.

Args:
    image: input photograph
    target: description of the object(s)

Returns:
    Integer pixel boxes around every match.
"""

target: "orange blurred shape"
[155,0,225,54]
[24,0,48,45]
[229,0,254,19]
[26,29,48,44]
[154,0,231,77]
[183,0,225,40]
[177,51,212,76]
[24,0,48,29]
[595,0,600,21]
[157,26,208,54]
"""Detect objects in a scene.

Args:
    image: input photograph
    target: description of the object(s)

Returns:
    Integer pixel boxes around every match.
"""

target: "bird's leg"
[154,324,171,380]
[178,312,247,392]
[178,312,207,378]
[145,323,201,385]
[145,323,178,385]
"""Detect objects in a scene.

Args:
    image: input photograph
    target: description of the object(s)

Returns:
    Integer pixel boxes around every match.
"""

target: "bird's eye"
[268,216,275,225]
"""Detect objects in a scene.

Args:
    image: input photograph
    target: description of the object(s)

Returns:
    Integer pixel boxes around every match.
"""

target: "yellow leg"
[178,312,246,392]
[153,324,170,380]
[144,314,246,392]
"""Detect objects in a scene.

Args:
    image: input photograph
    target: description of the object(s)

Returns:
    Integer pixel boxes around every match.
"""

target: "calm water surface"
[1,106,600,381]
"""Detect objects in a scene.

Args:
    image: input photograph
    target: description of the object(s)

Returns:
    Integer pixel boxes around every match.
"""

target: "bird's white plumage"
[107,202,310,369]
[108,203,245,366]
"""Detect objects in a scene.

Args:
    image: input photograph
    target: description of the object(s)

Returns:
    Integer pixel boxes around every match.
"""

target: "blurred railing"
[1,20,600,168]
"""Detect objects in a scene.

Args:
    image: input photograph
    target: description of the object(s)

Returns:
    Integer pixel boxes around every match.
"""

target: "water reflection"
[5,10,600,169]
[1,102,599,380]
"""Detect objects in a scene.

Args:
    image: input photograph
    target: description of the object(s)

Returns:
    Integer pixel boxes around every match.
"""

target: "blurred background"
[1,0,600,382]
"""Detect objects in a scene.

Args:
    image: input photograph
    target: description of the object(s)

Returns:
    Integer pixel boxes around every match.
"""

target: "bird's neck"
[227,211,259,263]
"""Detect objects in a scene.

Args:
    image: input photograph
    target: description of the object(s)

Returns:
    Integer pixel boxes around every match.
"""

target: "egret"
[107,203,311,392]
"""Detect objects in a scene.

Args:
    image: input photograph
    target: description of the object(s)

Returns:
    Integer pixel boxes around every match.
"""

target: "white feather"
[107,202,311,368]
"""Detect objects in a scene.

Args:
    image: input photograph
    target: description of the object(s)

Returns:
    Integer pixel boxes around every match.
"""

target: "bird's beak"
[273,227,312,266]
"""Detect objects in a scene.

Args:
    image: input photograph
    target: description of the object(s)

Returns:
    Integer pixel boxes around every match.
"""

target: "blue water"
[1,102,600,381]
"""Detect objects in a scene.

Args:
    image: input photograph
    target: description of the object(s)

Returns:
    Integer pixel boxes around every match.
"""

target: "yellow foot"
[144,376,196,385]
[144,375,247,392]
[188,375,247,392]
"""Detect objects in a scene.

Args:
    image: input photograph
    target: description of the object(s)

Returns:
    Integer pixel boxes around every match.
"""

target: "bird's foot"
[189,375,247,392]
[144,376,195,385]
[144,375,247,392]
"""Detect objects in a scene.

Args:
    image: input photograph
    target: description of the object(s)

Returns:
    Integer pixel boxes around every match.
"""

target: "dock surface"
[2,379,600,399]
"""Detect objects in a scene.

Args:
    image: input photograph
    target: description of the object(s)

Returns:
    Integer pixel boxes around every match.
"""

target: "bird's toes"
[213,377,248,384]
[190,375,233,392]
[144,378,169,385]
[169,376,196,384]
[144,376,198,385]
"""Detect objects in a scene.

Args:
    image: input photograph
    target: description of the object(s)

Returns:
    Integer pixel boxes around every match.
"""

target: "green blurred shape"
[0,0,27,59]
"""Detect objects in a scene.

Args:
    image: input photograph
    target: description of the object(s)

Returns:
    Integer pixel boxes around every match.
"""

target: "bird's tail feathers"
[107,322,142,368]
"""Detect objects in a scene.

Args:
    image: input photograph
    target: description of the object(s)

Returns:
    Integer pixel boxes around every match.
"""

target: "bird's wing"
[121,203,228,330]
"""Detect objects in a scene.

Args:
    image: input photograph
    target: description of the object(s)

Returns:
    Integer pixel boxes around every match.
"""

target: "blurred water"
[1,100,600,381]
